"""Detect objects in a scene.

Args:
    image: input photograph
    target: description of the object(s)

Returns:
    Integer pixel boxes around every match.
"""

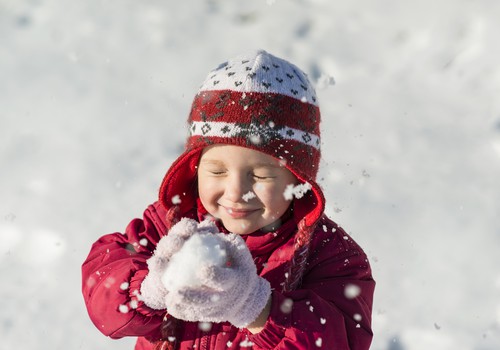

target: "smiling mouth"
[222,206,260,218]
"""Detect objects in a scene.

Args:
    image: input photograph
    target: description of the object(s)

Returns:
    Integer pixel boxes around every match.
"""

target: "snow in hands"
[161,232,228,290]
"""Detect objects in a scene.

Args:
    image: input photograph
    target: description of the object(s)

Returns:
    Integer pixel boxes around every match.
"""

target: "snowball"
[354,313,362,321]
[344,284,361,299]
[139,238,148,246]
[283,182,312,200]
[161,233,227,290]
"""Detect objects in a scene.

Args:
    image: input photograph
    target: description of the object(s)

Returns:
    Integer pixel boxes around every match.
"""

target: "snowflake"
[344,284,361,299]
[118,304,129,313]
[315,337,322,347]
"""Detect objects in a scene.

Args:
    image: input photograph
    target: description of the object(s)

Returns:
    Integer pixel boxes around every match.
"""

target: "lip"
[221,205,260,219]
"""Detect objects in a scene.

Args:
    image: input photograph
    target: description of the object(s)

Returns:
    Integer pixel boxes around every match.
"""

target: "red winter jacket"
[82,201,375,349]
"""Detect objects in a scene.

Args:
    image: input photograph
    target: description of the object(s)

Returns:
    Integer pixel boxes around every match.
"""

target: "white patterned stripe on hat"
[189,121,320,150]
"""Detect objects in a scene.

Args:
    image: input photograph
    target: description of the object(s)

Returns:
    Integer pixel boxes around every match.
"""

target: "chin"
[221,220,258,235]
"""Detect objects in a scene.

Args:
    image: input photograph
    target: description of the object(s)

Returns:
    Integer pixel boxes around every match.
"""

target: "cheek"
[254,183,290,210]
[198,178,218,207]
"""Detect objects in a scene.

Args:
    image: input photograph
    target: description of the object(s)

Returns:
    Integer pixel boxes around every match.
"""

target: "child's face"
[198,145,298,235]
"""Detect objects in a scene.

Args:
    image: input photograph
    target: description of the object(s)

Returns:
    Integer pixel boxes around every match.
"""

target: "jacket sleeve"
[249,220,375,350]
[81,202,169,340]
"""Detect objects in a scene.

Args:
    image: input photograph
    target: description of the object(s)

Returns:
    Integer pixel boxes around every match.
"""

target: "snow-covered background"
[1,0,499,349]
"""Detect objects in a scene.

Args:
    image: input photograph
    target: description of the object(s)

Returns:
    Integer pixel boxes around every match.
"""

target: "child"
[82,50,375,350]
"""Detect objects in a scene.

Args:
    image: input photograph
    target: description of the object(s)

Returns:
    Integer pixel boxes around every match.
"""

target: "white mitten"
[140,218,219,309]
[164,233,271,328]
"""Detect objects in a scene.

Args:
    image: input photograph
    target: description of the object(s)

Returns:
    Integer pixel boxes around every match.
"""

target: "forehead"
[200,145,283,167]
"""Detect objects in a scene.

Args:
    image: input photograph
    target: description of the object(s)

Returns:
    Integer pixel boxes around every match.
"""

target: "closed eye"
[253,175,275,180]
[210,171,226,175]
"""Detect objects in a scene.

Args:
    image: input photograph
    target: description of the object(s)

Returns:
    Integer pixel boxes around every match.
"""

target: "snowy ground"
[1,0,500,349]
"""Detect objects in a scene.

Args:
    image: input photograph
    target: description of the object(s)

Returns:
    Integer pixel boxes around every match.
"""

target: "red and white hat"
[159,50,325,290]
[188,50,320,180]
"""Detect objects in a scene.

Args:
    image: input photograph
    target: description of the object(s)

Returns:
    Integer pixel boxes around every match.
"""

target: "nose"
[224,173,251,203]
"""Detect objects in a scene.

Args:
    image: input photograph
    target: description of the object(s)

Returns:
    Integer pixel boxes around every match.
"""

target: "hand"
[140,218,219,310]
[164,233,271,328]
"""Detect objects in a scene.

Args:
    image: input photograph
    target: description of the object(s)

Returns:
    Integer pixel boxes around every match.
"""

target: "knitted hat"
[159,50,325,290]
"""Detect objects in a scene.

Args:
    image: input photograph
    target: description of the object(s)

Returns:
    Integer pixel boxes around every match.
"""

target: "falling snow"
[3,1,500,350]
[242,191,256,202]
[344,284,361,299]
[239,338,254,347]
[280,298,294,314]
[171,195,182,205]
[283,182,312,200]
[118,304,129,313]
[198,322,212,332]
[315,337,323,347]
[129,300,138,309]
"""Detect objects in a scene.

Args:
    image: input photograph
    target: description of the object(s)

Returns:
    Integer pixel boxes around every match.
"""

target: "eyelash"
[253,175,272,180]
[209,171,274,180]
